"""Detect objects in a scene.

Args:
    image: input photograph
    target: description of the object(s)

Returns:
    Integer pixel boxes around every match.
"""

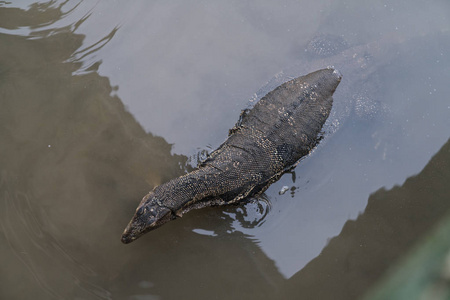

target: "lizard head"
[121,192,175,244]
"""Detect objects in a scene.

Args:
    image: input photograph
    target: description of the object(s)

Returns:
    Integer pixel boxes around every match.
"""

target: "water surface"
[1,1,450,299]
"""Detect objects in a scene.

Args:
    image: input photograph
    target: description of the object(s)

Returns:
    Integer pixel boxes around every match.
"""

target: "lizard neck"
[153,165,224,215]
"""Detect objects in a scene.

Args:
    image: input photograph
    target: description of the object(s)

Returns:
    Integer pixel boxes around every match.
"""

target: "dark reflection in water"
[281,138,450,299]
[0,1,73,30]
[1,2,450,300]
[0,2,186,299]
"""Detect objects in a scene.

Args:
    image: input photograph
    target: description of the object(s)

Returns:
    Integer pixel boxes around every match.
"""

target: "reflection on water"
[1,1,450,299]
[1,175,111,299]
[0,1,72,30]
[0,2,186,299]
[282,137,450,299]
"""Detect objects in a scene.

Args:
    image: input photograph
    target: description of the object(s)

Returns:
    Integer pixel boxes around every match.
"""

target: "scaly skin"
[121,68,341,244]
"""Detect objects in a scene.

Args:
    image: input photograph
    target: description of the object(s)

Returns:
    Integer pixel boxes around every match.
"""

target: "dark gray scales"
[121,68,342,244]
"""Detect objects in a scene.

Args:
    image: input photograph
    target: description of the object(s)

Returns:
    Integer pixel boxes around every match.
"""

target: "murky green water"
[1,1,450,299]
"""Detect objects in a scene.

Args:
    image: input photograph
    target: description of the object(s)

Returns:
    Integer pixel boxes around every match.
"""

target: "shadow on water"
[1,2,450,300]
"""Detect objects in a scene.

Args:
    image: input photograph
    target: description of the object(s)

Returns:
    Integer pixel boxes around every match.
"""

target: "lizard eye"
[136,206,147,217]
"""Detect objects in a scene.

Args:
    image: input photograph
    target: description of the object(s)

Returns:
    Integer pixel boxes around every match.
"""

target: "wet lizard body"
[121,68,341,244]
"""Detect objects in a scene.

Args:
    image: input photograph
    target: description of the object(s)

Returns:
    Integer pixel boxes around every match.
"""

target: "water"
[1,1,450,299]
